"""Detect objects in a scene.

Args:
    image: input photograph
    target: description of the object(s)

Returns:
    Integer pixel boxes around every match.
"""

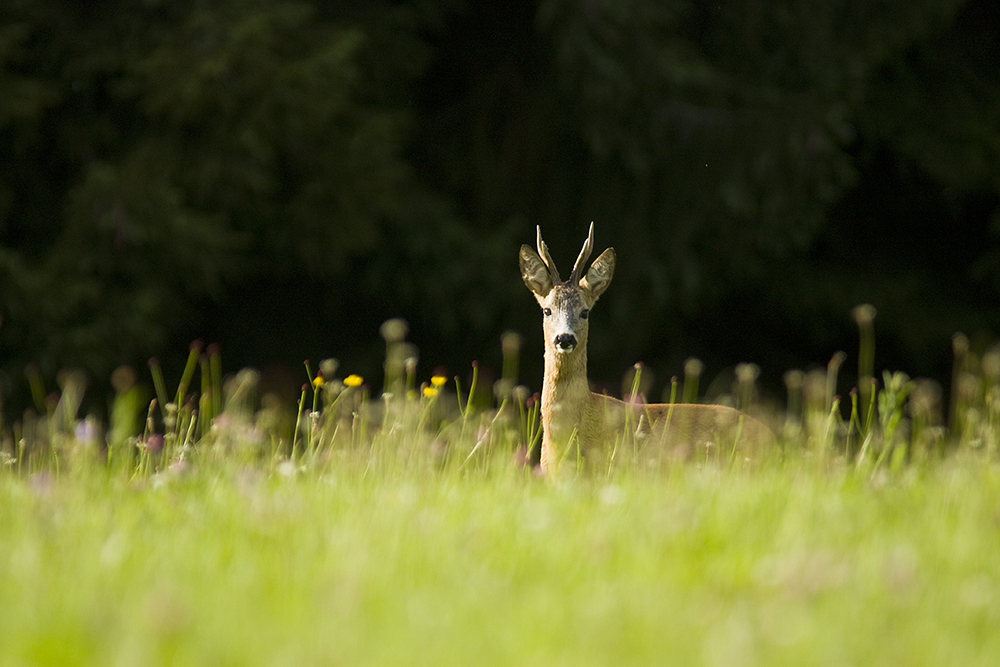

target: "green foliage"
[412,0,1000,386]
[530,0,979,361]
[537,0,964,254]
[0,0,462,384]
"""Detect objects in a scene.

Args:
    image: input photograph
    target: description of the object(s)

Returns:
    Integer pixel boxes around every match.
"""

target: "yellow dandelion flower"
[423,386,439,398]
[344,374,363,388]
[431,375,447,387]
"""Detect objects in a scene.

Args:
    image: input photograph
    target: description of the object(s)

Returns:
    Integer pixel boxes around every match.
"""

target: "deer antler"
[569,221,595,284]
[536,225,562,283]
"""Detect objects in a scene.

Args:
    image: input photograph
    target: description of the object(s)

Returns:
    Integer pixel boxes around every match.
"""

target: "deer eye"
[543,308,552,316]
[580,309,590,320]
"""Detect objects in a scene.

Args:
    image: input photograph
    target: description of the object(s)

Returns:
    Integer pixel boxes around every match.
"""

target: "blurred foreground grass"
[2,453,999,666]
[3,316,1000,665]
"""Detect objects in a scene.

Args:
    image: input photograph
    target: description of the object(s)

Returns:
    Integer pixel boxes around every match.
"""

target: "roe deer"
[520,223,774,472]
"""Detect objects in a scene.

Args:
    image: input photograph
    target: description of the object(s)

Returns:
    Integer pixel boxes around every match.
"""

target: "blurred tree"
[770,0,1000,381]
[533,0,976,371]
[417,0,998,390]
[0,0,483,394]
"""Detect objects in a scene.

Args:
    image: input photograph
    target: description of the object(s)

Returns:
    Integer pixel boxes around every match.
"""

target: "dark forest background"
[2,0,999,414]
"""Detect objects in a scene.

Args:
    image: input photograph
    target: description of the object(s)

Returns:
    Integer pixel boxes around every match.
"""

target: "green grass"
[2,452,1000,666]
[3,325,1000,665]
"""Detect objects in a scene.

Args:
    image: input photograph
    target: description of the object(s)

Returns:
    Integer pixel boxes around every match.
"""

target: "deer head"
[519,222,615,354]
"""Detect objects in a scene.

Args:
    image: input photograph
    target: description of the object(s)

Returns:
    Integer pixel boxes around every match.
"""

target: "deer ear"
[520,245,554,297]
[581,248,615,299]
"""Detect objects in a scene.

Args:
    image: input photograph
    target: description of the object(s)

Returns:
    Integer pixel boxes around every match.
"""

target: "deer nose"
[554,333,577,351]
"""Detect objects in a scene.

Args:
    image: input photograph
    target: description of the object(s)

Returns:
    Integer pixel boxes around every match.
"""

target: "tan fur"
[521,223,774,472]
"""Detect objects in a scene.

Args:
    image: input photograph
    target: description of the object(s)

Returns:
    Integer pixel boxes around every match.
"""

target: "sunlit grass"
[2,454,1000,666]
[3,309,1000,665]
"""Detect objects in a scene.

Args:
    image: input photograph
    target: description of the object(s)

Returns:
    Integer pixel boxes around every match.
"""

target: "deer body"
[521,224,773,472]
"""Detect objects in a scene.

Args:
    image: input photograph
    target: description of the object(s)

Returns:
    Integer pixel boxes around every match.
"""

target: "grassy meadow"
[3,317,1000,665]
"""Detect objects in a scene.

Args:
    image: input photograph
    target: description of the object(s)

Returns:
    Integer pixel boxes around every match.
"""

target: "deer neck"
[543,344,590,403]
[540,342,591,470]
